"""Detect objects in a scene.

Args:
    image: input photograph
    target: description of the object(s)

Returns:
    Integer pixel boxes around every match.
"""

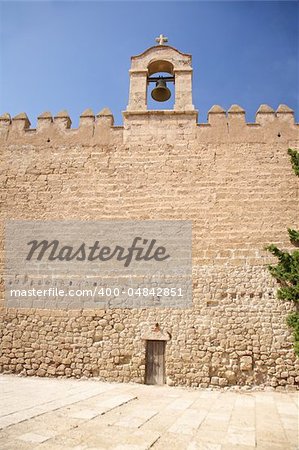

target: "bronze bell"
[151,79,171,102]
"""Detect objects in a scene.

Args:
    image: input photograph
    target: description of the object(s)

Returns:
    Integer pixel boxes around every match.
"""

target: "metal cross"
[155,34,168,45]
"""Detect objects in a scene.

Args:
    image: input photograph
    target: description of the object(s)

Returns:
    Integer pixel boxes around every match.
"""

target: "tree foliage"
[266,148,299,356]
[288,148,299,176]
[287,313,299,356]
[266,230,299,303]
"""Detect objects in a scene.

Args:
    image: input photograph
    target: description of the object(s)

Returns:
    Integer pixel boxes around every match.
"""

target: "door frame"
[145,339,166,385]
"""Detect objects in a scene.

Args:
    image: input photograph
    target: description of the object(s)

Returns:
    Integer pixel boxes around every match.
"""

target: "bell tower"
[125,35,196,113]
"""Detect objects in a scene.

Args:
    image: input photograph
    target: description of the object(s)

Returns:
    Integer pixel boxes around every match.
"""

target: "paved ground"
[0,375,298,450]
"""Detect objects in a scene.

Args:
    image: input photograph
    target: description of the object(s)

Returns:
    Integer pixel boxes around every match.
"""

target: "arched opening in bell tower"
[147,60,175,110]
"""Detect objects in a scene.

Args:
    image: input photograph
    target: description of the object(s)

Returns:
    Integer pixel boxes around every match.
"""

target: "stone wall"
[0,105,298,388]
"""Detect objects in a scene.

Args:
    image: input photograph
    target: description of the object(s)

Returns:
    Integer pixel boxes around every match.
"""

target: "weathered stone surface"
[227,104,245,113]
[97,107,113,117]
[114,323,125,333]
[276,104,294,113]
[208,105,226,114]
[55,110,70,118]
[11,112,31,129]
[240,356,253,371]
[256,104,275,114]
[0,113,11,121]
[80,108,95,117]
[13,112,30,121]
[38,111,52,119]
[54,110,71,129]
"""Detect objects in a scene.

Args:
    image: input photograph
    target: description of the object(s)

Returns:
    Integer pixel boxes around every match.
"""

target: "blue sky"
[0,1,298,126]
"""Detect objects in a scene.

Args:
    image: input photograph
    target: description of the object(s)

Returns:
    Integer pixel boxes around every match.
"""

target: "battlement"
[0,108,122,145]
[0,104,298,145]
[207,103,296,126]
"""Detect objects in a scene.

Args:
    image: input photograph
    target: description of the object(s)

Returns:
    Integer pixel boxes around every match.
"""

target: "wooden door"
[145,340,166,385]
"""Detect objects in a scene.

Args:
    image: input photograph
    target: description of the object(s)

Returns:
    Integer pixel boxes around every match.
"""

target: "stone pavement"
[0,375,298,450]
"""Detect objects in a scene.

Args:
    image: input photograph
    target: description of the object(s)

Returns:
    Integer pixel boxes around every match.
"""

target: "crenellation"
[37,111,53,131]
[226,106,247,141]
[0,112,11,123]
[227,104,245,114]
[256,104,276,125]
[207,105,226,127]
[54,110,72,130]
[227,104,246,127]
[79,108,95,128]
[96,107,114,126]
[0,105,297,144]
[276,104,295,124]
[0,113,11,139]
[11,112,31,132]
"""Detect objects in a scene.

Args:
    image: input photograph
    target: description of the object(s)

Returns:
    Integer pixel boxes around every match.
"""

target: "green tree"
[265,148,299,356]
[288,148,299,176]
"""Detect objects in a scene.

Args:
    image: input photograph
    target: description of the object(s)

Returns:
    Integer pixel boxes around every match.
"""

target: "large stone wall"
[0,105,298,388]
